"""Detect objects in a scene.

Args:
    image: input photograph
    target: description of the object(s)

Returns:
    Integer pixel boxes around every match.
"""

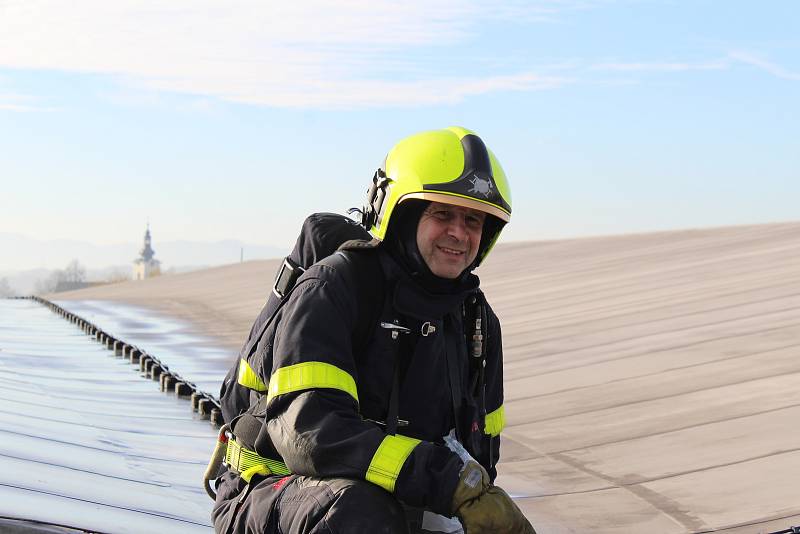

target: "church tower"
[132,224,162,280]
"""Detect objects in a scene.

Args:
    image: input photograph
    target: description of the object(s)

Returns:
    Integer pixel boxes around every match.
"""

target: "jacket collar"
[378,248,479,320]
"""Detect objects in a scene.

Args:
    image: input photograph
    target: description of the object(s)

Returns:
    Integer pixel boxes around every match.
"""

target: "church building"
[132,224,161,280]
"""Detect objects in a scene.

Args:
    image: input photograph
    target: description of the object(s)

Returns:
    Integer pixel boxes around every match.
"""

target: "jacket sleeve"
[219,300,273,424]
[480,304,505,482]
[263,265,463,515]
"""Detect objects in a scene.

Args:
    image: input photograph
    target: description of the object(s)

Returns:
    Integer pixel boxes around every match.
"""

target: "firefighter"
[212,127,535,534]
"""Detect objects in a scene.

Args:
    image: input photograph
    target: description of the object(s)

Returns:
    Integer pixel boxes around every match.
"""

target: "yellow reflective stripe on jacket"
[484,405,505,437]
[237,358,268,392]
[365,434,421,493]
[267,361,359,404]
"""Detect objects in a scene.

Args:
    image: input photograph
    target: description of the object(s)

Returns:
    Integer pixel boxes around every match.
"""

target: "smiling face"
[416,201,486,279]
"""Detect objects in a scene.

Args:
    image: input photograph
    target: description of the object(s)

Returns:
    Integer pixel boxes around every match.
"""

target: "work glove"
[451,461,537,534]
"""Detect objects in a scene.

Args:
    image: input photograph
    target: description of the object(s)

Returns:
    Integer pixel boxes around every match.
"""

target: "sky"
[1,0,798,270]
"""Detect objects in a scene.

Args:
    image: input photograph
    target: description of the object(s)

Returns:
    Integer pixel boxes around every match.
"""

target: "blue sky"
[1,0,798,269]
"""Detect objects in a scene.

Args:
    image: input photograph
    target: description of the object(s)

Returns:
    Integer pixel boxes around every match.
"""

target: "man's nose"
[445,214,468,240]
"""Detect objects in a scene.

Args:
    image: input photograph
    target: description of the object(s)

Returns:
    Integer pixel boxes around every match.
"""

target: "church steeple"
[133,222,160,280]
[139,223,155,262]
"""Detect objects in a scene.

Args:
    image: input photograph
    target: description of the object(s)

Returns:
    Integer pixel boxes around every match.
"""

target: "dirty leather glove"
[456,484,537,534]
[451,461,537,534]
[451,460,490,509]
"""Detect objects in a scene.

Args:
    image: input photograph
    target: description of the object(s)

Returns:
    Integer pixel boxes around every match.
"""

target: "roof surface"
[48,221,800,533]
[0,300,215,533]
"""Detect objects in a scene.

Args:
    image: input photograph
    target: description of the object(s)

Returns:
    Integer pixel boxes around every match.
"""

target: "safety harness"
[204,286,489,500]
[204,213,491,500]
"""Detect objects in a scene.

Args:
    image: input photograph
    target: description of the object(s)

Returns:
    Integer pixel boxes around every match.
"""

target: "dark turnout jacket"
[219,246,505,516]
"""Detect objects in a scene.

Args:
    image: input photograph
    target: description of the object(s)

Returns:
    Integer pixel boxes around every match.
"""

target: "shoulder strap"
[464,290,487,398]
[336,248,386,360]
[363,250,405,435]
[242,249,376,364]
[385,363,402,435]
[444,317,465,441]
[239,281,299,363]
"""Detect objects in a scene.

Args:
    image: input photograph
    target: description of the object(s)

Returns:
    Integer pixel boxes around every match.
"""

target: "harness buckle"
[273,257,305,299]
[380,321,411,340]
[366,417,409,428]
[421,322,437,336]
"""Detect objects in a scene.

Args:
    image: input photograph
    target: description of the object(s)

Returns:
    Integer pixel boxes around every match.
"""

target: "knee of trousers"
[211,471,248,532]
[310,478,408,533]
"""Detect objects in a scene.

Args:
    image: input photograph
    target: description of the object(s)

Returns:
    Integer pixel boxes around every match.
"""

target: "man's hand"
[451,461,536,534]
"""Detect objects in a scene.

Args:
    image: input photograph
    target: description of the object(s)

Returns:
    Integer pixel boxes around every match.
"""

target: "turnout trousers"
[213,472,409,534]
[213,472,464,534]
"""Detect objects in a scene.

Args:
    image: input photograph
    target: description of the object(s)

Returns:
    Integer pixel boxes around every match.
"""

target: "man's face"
[416,201,486,279]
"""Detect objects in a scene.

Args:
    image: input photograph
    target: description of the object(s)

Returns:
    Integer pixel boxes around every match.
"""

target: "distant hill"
[0,233,287,294]
[0,233,286,271]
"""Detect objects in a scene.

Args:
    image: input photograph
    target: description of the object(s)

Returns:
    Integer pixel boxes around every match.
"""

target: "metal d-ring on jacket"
[216,246,506,518]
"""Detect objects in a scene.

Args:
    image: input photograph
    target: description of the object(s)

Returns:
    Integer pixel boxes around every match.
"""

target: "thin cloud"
[484,0,634,23]
[591,60,729,72]
[0,104,36,112]
[228,72,572,109]
[729,52,800,81]
[0,0,584,109]
[0,93,53,112]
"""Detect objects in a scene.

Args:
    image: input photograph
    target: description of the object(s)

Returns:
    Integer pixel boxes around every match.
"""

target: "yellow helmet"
[361,126,511,265]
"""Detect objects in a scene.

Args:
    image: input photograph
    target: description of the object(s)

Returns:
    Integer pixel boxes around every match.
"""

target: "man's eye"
[433,210,451,220]
[466,217,483,228]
